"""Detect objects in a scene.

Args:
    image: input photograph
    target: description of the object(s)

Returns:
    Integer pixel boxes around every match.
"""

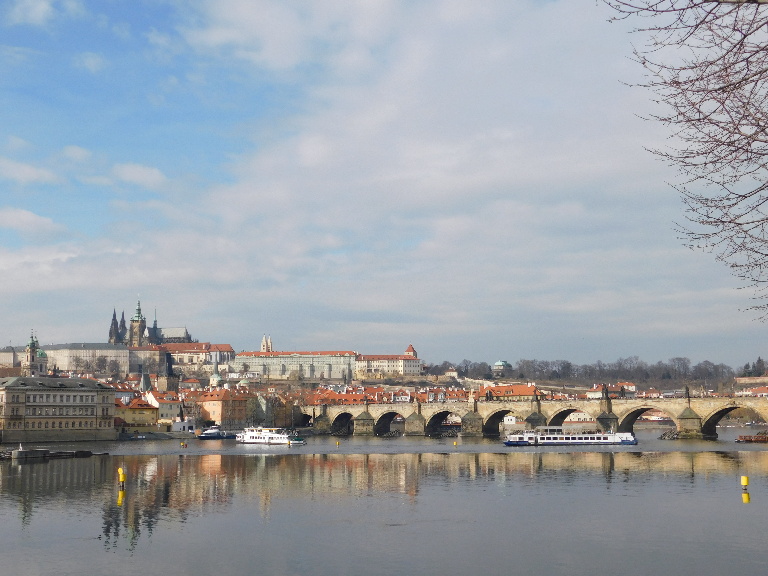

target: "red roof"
[237,350,356,357]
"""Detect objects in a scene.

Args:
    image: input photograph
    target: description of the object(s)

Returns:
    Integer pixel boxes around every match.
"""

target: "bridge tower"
[524,393,546,428]
[597,385,619,432]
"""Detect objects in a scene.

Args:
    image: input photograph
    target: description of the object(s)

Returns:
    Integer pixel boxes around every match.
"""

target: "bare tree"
[605,0,768,313]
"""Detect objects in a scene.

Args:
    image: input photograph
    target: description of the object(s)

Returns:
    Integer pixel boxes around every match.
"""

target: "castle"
[108,300,194,347]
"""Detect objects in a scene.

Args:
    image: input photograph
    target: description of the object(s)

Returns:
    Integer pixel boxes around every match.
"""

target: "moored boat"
[197,426,236,440]
[736,432,768,443]
[503,426,637,447]
[236,427,306,445]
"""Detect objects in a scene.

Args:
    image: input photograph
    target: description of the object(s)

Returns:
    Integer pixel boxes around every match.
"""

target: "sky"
[0,0,764,370]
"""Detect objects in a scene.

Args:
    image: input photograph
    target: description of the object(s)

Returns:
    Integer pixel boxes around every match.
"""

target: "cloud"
[0,207,65,238]
[73,52,106,73]
[0,156,58,184]
[6,0,56,26]
[61,145,91,162]
[112,163,168,190]
[5,0,84,26]
[5,135,30,152]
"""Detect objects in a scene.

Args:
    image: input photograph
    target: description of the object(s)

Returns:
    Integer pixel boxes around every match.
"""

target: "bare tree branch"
[604,0,768,315]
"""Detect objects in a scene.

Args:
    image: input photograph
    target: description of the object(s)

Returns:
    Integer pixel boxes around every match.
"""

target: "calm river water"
[2,426,767,576]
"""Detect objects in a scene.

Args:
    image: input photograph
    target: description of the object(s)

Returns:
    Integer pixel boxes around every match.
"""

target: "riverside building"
[0,376,117,443]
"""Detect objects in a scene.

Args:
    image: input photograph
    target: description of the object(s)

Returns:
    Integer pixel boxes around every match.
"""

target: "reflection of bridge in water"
[300,396,768,439]
[4,450,767,533]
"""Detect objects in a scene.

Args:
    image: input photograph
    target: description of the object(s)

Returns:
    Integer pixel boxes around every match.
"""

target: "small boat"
[197,426,236,440]
[503,426,637,446]
[736,432,768,443]
[236,427,306,445]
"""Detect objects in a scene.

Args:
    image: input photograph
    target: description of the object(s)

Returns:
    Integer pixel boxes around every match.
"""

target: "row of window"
[5,420,112,429]
[26,393,110,404]
[26,406,100,416]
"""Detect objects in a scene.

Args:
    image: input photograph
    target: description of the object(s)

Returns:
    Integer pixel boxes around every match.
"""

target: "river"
[1,426,766,576]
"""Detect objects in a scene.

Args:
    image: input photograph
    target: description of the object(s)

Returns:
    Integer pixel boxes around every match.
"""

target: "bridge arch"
[297,412,313,427]
[547,407,600,427]
[482,408,531,436]
[700,406,742,438]
[423,409,463,436]
[330,411,355,435]
[372,410,406,436]
[616,405,678,433]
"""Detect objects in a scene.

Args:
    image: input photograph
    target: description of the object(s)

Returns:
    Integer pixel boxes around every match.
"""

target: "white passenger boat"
[235,427,307,445]
[503,426,637,447]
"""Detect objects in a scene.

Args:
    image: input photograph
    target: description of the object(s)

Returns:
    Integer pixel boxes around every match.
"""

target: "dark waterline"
[2,426,766,576]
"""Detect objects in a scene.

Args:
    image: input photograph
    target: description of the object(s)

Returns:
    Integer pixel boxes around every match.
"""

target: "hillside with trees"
[424,356,760,393]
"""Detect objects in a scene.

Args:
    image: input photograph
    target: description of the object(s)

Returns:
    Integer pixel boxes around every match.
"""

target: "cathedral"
[108,300,194,347]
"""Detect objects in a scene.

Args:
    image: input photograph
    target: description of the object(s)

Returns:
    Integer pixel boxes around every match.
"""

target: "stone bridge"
[299,395,768,439]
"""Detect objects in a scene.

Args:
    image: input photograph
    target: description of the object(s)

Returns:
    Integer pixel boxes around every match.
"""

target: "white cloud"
[0,207,65,237]
[5,135,30,152]
[0,156,58,184]
[73,52,106,73]
[5,0,83,26]
[112,163,167,190]
[6,0,56,26]
[61,145,90,162]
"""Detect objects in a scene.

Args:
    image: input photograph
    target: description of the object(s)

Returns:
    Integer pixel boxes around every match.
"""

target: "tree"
[605,1,768,313]
[107,359,120,375]
[95,356,107,374]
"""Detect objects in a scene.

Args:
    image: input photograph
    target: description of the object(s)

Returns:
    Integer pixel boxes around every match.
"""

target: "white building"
[355,345,422,378]
[234,349,356,381]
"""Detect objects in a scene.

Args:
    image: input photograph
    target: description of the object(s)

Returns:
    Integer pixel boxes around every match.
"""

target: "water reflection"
[2,449,766,542]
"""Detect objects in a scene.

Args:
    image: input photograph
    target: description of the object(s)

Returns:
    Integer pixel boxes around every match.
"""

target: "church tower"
[260,334,273,353]
[109,309,120,344]
[22,331,47,376]
[129,299,147,347]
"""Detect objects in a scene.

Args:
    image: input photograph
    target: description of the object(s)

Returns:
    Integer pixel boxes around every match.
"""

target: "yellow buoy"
[453,441,457,446]
[741,475,749,488]
[742,492,751,504]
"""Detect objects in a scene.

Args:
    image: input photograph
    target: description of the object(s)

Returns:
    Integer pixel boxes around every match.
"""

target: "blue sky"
[0,0,763,370]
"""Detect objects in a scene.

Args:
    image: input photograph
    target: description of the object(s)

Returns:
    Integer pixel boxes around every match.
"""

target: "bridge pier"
[597,411,619,433]
[676,407,708,440]
[353,411,375,435]
[525,411,546,429]
[404,412,426,436]
[311,411,331,435]
[461,411,483,437]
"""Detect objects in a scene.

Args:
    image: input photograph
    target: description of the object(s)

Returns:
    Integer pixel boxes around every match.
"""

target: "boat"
[235,427,306,445]
[503,426,637,446]
[736,432,768,443]
[197,426,236,440]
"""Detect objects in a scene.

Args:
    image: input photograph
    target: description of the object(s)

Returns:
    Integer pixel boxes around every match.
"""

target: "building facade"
[0,376,116,443]
[355,345,422,378]
[234,349,356,381]
[42,343,130,374]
